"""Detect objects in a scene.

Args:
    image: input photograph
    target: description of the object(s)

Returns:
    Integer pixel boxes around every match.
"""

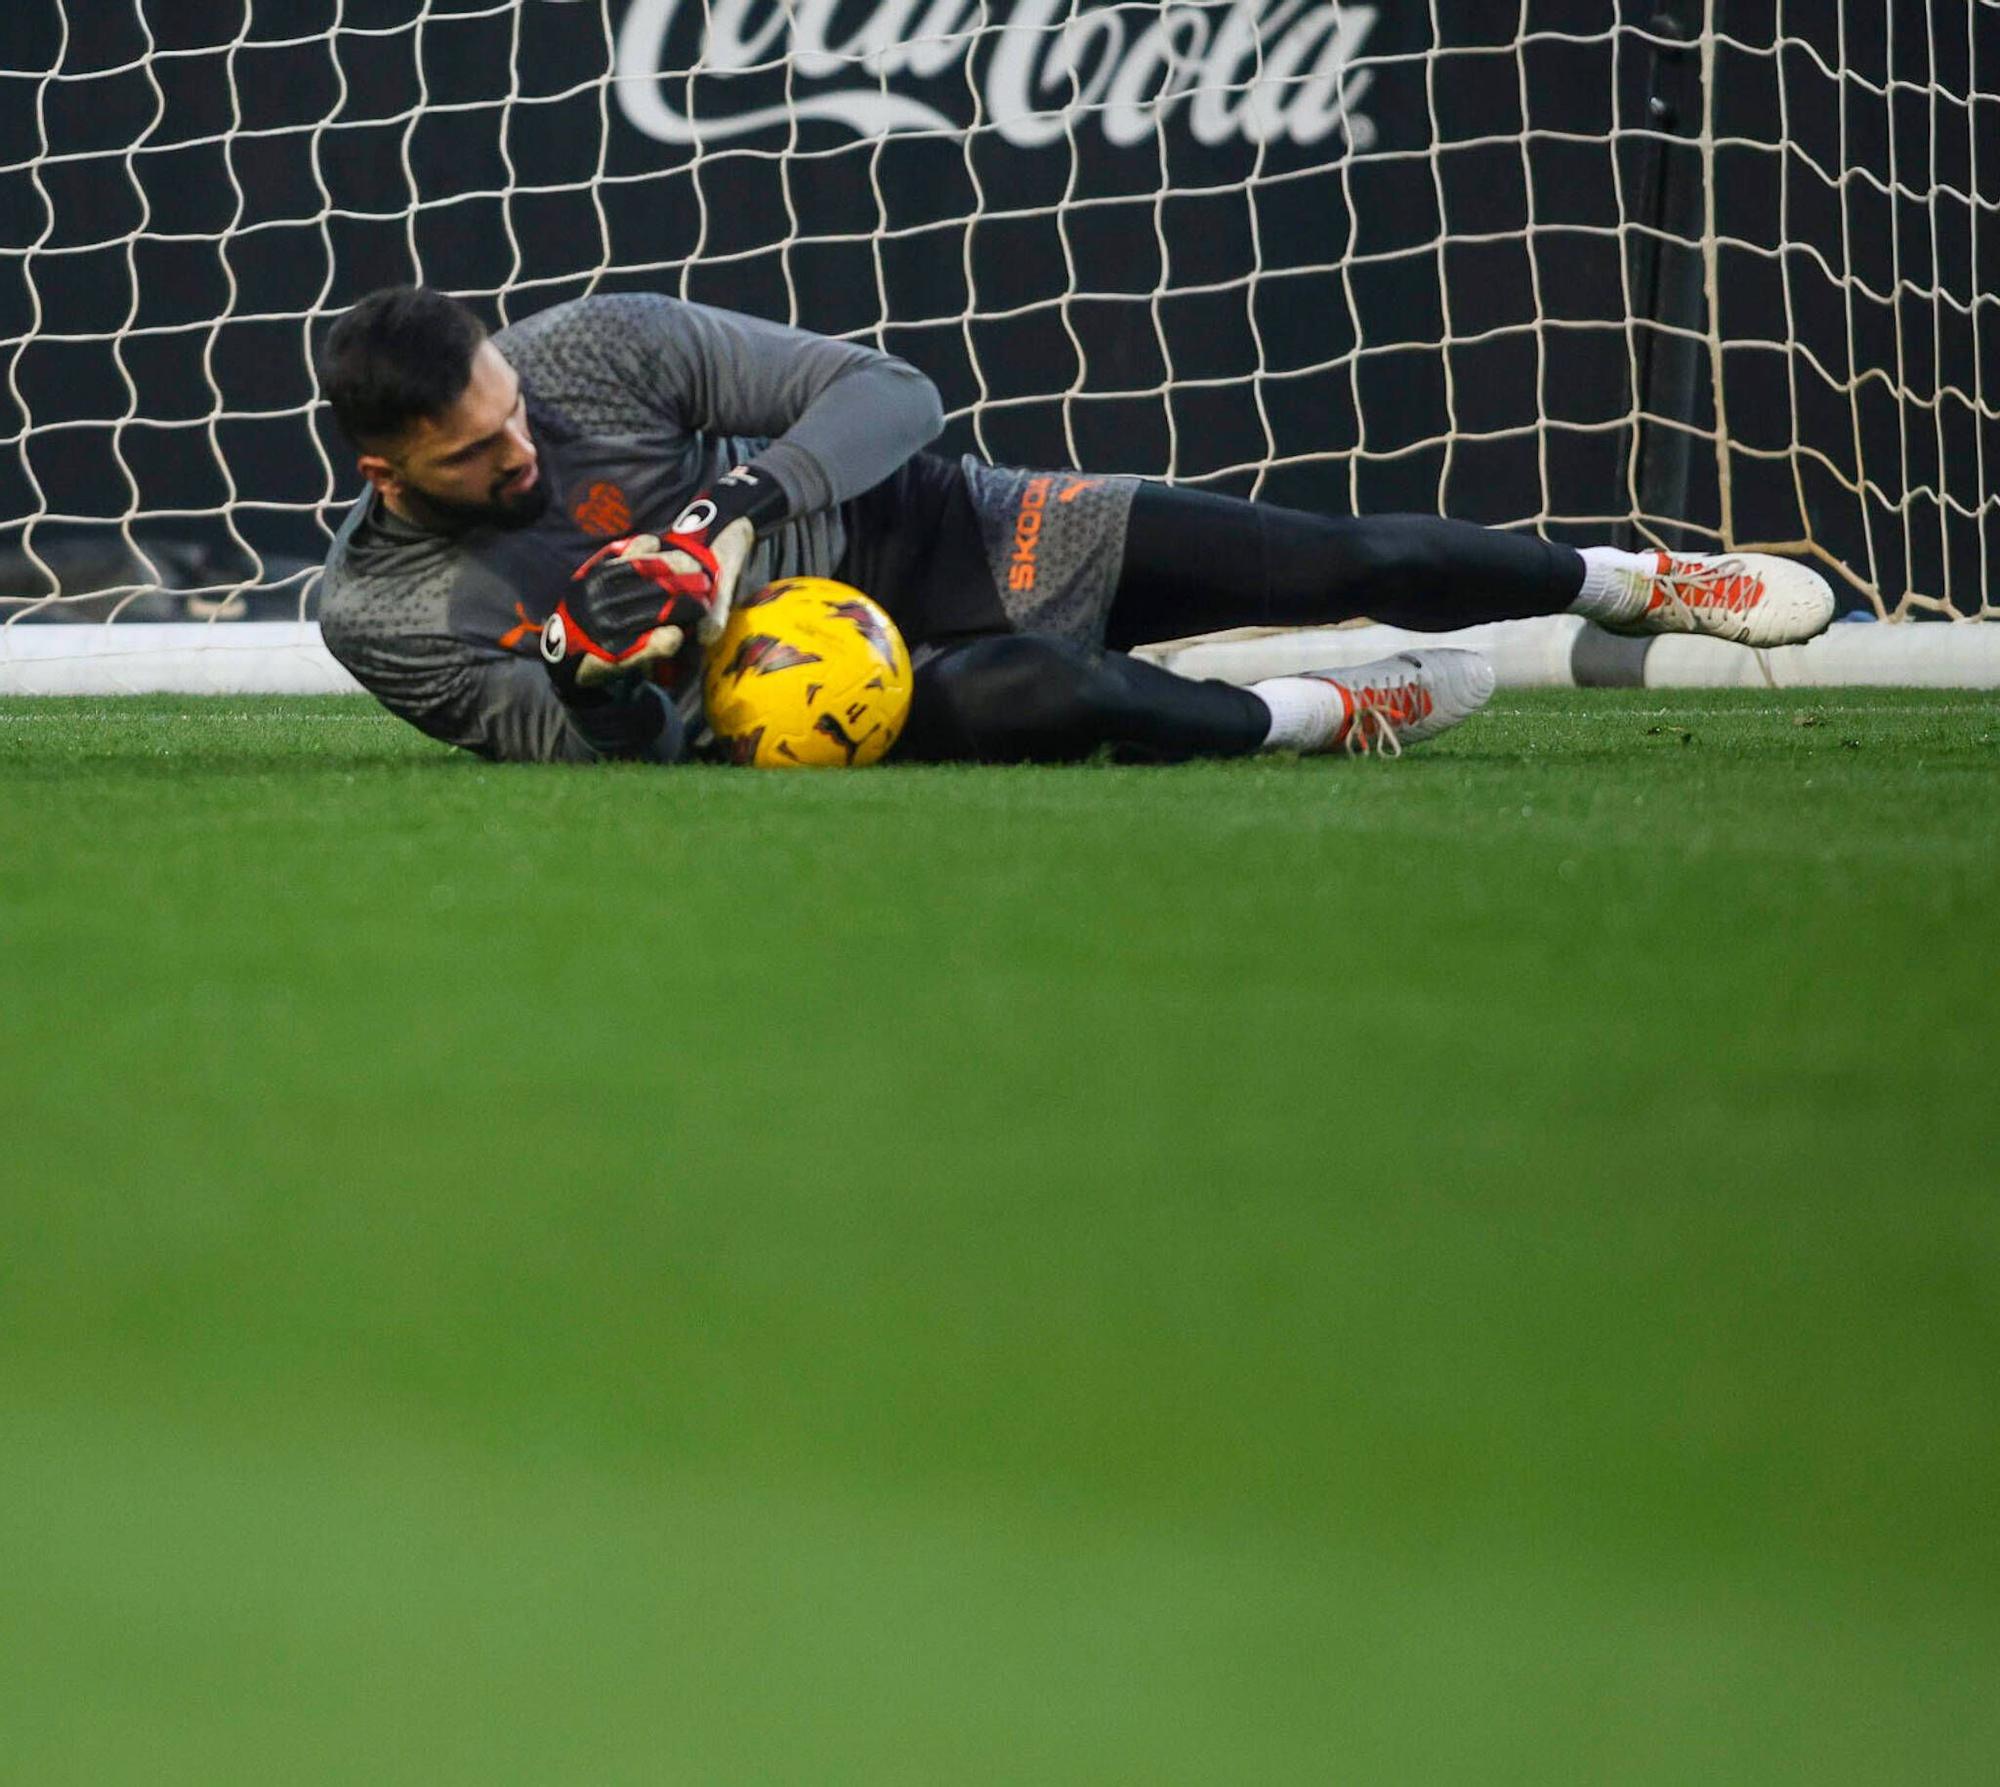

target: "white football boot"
[1604,549,1835,646]
[1303,648,1496,756]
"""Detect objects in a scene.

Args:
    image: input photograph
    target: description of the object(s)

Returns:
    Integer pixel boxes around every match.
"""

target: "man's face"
[362,340,548,530]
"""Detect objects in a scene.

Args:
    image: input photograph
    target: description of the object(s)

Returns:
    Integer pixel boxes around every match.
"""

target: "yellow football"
[702,577,913,768]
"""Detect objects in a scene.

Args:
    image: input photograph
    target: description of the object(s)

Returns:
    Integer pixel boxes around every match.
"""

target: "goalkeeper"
[316,286,1834,764]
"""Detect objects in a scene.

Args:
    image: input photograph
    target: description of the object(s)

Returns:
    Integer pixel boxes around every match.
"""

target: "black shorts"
[834,452,1009,652]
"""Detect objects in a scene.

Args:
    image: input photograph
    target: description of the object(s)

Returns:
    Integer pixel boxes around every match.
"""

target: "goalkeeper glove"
[659,461,789,644]
[540,463,790,699]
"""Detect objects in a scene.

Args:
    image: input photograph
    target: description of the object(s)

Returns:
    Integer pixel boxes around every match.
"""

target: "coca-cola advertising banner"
[0,0,1970,610]
[612,0,1383,148]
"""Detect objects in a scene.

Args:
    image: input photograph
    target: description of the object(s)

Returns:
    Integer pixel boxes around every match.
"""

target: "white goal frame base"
[0,625,362,697]
[5,621,2000,697]
[1137,620,2000,691]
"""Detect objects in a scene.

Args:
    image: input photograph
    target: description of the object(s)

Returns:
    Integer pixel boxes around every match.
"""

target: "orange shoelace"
[1647,553,1767,623]
[1341,678,1434,756]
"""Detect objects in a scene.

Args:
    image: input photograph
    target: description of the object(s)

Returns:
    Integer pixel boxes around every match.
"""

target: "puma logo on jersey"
[499,601,543,652]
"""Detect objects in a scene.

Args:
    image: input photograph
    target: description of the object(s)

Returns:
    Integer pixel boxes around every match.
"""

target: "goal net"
[2,0,1996,652]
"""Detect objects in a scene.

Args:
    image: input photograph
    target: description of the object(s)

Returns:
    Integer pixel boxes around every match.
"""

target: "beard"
[400,471,550,534]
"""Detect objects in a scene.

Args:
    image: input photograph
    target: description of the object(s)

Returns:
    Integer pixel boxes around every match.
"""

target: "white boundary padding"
[1136,617,1591,687]
[0,622,361,696]
[2,619,1997,696]
[1637,625,2000,687]
[1136,618,2000,690]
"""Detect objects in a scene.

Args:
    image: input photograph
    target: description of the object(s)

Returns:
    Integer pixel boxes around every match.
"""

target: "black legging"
[898,632,1270,762]
[898,486,1585,763]
[1105,484,1584,649]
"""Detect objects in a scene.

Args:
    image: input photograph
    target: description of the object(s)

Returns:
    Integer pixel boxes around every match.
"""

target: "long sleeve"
[324,628,681,766]
[594,294,946,519]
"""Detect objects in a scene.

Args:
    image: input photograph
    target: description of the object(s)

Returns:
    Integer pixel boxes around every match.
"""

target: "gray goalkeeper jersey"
[318,294,1137,763]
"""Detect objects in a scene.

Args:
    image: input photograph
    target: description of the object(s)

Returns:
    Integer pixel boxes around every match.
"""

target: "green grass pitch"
[2,688,1996,1783]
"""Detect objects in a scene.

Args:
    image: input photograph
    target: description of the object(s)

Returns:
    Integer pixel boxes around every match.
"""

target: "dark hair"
[318,286,489,450]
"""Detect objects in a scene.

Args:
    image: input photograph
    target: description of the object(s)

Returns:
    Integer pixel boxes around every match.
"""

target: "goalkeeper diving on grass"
[315,286,1836,765]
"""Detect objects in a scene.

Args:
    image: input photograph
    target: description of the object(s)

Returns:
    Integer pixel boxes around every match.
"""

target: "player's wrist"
[673,462,788,541]
[566,677,679,760]
[663,476,772,646]
[541,625,618,708]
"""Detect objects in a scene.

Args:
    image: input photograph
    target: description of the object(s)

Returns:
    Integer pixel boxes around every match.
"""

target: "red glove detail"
[572,530,723,614]
[549,531,723,670]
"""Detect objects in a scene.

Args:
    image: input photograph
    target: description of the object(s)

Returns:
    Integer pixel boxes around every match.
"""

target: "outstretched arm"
[604,293,947,520]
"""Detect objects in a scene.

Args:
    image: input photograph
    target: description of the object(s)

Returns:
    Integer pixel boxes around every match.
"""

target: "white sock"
[1569,545,1657,627]
[1251,675,1347,752]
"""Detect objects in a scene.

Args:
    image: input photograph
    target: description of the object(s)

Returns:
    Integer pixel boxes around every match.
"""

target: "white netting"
[1,0,1995,629]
